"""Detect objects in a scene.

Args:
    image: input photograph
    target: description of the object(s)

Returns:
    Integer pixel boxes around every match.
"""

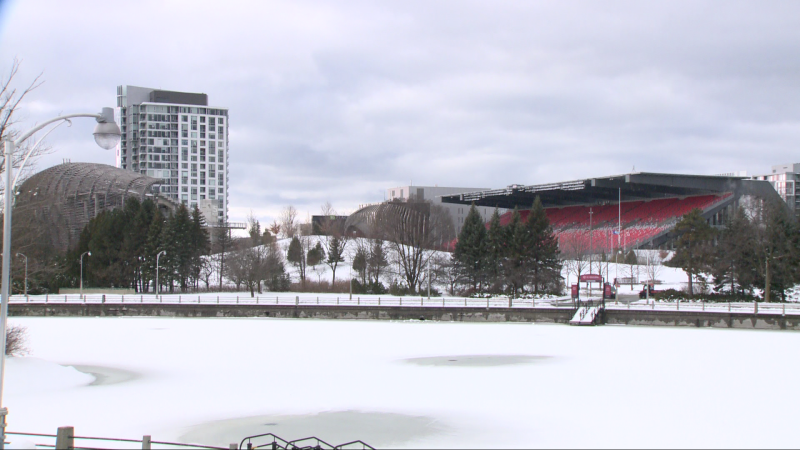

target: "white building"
[752,163,800,214]
[386,185,504,234]
[115,85,228,224]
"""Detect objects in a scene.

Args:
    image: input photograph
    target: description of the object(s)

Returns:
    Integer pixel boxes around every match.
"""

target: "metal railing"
[7,429,232,449]
[8,293,574,310]
[239,432,373,450]
[9,294,800,315]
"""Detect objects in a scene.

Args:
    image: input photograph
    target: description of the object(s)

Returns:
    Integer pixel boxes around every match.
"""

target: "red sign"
[571,284,579,298]
[580,274,603,282]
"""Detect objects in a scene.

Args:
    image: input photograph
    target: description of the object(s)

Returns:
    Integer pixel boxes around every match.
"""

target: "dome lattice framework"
[12,162,175,252]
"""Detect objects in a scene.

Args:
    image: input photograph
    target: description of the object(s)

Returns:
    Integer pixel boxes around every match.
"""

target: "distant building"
[385,185,505,234]
[752,163,800,214]
[115,85,229,225]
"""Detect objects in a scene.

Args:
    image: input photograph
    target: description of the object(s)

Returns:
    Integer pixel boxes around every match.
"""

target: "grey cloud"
[2,0,800,227]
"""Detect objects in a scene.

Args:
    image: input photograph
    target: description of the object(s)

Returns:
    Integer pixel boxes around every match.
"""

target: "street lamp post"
[0,107,120,448]
[14,254,26,298]
[589,207,593,297]
[79,251,91,299]
[156,250,166,295]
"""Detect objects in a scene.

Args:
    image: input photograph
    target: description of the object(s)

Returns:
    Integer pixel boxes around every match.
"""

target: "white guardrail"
[7,294,800,315]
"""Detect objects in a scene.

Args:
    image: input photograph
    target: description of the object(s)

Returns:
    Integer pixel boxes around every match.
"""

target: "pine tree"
[665,208,716,296]
[485,209,504,292]
[190,205,211,289]
[143,210,165,293]
[453,204,487,292]
[526,196,561,295]
[287,236,306,286]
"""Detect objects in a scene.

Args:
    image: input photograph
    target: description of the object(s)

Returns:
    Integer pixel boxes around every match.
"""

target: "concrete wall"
[9,303,574,324]
[604,309,800,330]
[9,304,800,331]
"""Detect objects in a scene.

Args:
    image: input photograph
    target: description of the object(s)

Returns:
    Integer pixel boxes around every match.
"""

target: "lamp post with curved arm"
[0,107,120,447]
[156,250,166,295]
[79,251,91,299]
[15,253,26,298]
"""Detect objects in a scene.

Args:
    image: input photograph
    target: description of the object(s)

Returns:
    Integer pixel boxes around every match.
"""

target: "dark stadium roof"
[441,172,757,209]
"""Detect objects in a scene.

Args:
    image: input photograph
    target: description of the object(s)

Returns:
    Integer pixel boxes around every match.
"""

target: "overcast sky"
[1,0,799,227]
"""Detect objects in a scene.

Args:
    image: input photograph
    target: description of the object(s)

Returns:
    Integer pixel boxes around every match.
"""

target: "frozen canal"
[5,317,800,448]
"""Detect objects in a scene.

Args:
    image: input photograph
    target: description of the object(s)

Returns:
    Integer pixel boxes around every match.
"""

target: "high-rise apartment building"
[115,85,229,224]
[752,163,800,214]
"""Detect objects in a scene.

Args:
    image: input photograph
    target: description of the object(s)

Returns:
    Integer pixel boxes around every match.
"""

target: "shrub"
[6,325,29,356]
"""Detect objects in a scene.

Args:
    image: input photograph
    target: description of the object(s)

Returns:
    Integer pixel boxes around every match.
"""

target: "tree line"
[453,197,562,297]
[667,199,799,301]
[68,198,210,293]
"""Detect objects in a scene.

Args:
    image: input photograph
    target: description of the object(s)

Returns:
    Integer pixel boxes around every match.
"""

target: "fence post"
[358,296,360,305]
[464,297,467,307]
[676,300,679,311]
[55,426,74,450]
[46,294,48,303]
[702,300,705,311]
[257,296,259,305]
[317,296,319,305]
[142,435,152,450]
[755,301,758,314]
[487,298,489,308]
[121,294,124,303]
[378,297,381,306]
[237,296,239,304]
[783,302,786,315]
[728,302,731,312]
[337,297,339,305]
[400,297,402,306]
[295,296,299,306]
[102,295,106,304]
[217,296,219,304]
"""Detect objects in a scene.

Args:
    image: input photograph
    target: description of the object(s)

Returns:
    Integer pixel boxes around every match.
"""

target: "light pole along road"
[0,107,120,448]
[14,253,26,298]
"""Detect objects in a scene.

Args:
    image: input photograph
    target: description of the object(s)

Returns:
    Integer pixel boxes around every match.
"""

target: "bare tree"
[559,231,591,291]
[279,205,298,239]
[374,200,455,292]
[317,202,348,284]
[639,250,663,285]
[0,59,51,191]
[6,324,28,356]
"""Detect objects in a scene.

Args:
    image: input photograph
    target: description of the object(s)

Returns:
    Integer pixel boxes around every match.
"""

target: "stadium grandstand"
[442,172,783,252]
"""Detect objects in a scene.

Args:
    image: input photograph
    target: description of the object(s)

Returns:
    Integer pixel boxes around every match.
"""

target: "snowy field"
[5,317,800,449]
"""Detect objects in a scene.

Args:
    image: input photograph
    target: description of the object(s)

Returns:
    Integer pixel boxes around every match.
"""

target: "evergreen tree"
[453,204,487,292]
[485,209,504,292]
[142,210,165,293]
[287,236,307,286]
[325,235,347,284]
[367,239,389,284]
[714,206,757,295]
[190,205,211,289]
[526,196,561,295]
[665,208,716,296]
[760,200,798,302]
[352,246,368,284]
[503,208,527,298]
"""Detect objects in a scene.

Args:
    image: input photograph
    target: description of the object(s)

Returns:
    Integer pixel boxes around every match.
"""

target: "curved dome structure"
[13,162,177,251]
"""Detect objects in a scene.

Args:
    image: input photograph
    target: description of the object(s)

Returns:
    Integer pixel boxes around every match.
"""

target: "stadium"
[441,172,783,252]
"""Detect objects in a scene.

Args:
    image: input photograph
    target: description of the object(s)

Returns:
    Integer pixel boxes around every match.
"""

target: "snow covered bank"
[5,317,800,448]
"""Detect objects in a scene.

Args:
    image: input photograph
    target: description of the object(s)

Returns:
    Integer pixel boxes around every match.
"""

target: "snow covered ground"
[5,317,800,448]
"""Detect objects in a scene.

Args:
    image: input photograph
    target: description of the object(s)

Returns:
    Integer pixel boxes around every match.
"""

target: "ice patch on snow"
[402,354,551,367]
[178,411,448,449]
[69,365,141,386]
[6,358,95,394]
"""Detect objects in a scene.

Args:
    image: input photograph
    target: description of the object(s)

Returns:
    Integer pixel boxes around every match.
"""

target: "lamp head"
[93,107,121,150]
[87,251,92,256]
